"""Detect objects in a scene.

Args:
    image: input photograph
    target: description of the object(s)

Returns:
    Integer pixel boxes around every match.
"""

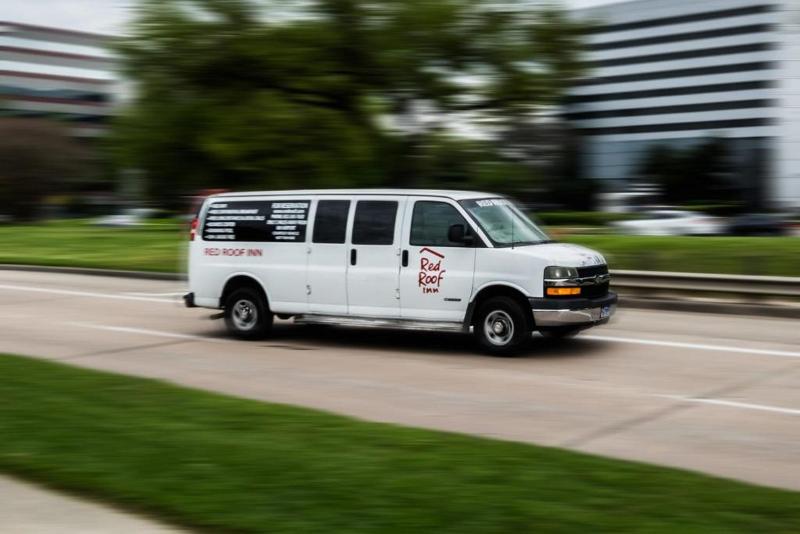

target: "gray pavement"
[0,270,798,494]
[0,475,181,533]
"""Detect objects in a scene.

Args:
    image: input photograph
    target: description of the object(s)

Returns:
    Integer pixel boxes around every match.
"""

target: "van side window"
[410,201,471,247]
[313,200,350,244]
[202,199,309,242]
[352,201,398,245]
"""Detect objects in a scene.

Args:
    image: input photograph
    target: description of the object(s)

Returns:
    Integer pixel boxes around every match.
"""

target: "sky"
[2,0,618,35]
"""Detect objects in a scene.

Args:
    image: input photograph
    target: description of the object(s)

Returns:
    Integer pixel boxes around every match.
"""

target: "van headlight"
[544,266,581,296]
[544,266,578,280]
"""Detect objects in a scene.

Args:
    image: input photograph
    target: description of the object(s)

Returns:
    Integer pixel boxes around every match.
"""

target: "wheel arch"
[219,273,270,310]
[463,283,533,330]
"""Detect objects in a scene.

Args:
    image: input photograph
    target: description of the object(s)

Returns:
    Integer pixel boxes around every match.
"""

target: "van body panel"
[470,280,534,300]
[190,194,311,313]
[472,244,607,300]
[473,248,542,299]
[399,196,477,321]
[306,196,352,315]
[187,189,616,343]
[346,197,407,317]
[400,245,476,321]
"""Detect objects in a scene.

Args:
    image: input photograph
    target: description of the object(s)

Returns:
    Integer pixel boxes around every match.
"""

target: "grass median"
[564,235,800,276]
[1,353,799,532]
[0,219,798,276]
[0,219,185,273]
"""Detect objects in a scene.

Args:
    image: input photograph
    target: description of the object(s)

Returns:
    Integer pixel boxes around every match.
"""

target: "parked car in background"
[94,208,157,227]
[726,213,790,236]
[613,210,723,236]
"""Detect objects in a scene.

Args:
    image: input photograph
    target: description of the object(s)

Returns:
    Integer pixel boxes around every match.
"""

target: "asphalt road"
[1,270,798,491]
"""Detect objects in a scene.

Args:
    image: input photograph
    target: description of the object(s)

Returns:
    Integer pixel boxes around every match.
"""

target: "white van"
[186,189,616,354]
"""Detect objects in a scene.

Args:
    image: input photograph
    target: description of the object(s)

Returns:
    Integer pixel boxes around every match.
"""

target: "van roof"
[210,189,501,202]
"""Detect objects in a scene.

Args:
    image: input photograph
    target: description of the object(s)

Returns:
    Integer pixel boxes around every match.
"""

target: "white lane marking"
[0,284,176,304]
[123,291,186,297]
[4,281,798,359]
[661,395,800,416]
[583,334,800,359]
[67,322,223,343]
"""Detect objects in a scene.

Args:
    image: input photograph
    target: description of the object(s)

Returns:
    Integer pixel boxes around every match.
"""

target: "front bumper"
[529,292,617,327]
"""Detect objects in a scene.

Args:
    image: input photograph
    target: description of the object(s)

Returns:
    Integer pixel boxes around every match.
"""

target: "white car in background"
[94,208,157,227]
[613,210,723,236]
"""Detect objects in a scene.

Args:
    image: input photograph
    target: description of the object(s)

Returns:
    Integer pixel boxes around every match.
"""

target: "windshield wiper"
[505,239,555,247]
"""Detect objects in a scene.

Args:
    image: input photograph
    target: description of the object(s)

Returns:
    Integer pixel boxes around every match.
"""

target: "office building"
[566,0,800,209]
[0,21,118,138]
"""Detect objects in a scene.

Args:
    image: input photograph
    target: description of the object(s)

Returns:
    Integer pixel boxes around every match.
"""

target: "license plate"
[600,305,611,319]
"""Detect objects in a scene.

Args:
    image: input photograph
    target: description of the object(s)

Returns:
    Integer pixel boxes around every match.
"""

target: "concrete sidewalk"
[0,475,182,533]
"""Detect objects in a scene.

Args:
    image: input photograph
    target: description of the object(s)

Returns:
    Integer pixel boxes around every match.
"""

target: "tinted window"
[313,200,350,244]
[352,201,398,245]
[202,199,309,242]
[410,201,470,247]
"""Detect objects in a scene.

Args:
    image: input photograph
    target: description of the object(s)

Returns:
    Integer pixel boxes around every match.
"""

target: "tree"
[0,118,87,221]
[113,0,587,205]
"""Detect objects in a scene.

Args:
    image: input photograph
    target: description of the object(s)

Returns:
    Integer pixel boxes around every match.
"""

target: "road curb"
[1,264,798,319]
[0,264,186,281]
[620,297,800,320]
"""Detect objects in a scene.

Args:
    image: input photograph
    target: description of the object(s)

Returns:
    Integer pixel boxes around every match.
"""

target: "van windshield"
[459,198,551,247]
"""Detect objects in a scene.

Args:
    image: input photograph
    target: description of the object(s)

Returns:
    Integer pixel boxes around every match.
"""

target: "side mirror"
[448,224,474,246]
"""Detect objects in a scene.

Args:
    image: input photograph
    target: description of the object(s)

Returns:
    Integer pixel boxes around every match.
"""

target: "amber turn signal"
[546,287,581,296]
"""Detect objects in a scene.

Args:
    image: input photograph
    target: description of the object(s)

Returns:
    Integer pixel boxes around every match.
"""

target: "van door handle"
[350,248,357,266]
[402,250,409,267]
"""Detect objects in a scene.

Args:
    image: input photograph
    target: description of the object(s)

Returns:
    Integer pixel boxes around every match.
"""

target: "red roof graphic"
[419,247,445,259]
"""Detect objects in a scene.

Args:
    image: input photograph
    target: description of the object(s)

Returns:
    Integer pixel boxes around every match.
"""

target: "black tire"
[224,287,273,339]
[540,327,581,340]
[473,296,531,356]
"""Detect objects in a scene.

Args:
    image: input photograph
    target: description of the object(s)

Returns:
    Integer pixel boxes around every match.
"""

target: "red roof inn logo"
[418,247,446,294]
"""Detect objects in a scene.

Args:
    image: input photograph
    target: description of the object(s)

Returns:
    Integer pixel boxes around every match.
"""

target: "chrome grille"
[577,265,610,298]
[577,264,609,278]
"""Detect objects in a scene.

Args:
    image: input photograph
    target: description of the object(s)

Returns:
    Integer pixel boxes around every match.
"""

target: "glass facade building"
[0,21,118,138]
[567,0,800,209]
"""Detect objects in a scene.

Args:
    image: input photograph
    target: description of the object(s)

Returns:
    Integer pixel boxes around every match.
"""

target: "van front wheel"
[474,296,531,356]
[224,288,273,339]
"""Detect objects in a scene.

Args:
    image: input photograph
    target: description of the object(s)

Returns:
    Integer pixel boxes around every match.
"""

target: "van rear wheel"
[474,296,531,356]
[224,287,273,339]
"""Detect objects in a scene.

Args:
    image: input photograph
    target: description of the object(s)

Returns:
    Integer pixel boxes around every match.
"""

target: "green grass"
[0,219,798,276]
[563,235,800,276]
[1,354,799,533]
[0,219,185,273]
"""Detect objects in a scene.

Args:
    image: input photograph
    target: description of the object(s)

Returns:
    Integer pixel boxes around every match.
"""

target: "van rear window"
[313,200,350,244]
[202,200,309,242]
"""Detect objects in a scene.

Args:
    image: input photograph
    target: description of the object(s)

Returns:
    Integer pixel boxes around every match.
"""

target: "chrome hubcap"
[232,299,258,331]
[484,310,514,346]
